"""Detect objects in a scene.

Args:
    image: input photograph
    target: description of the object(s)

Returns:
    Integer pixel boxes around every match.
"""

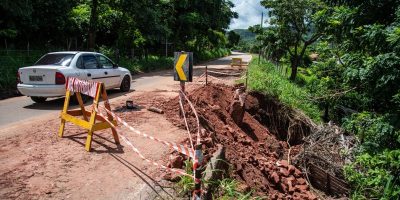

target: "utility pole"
[258,12,263,65]
[162,34,173,57]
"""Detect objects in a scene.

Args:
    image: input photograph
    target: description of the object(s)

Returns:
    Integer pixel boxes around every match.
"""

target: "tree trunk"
[27,41,30,57]
[88,0,98,50]
[290,56,300,80]
[322,101,330,122]
[5,39,8,54]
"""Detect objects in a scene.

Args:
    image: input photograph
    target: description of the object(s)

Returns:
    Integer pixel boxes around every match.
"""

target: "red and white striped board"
[66,77,99,98]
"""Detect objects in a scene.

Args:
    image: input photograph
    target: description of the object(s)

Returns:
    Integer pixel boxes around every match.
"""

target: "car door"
[81,54,104,83]
[96,54,121,88]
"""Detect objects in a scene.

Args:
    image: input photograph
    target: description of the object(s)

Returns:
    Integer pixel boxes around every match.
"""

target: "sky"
[229,0,268,30]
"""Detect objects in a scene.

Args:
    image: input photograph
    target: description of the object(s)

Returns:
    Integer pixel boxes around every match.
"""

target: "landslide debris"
[162,83,318,199]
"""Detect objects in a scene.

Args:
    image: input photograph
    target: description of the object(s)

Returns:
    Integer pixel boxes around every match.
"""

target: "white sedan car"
[17,51,132,103]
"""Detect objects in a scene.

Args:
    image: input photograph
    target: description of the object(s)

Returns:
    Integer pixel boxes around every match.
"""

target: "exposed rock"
[295,184,310,192]
[297,178,307,185]
[294,168,302,178]
[162,172,181,182]
[271,172,280,184]
[229,89,246,126]
[280,167,290,177]
[277,160,289,168]
[203,145,228,200]
[288,165,296,174]
[167,155,183,169]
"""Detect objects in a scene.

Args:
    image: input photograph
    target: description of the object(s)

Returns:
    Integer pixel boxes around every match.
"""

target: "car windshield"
[34,54,75,66]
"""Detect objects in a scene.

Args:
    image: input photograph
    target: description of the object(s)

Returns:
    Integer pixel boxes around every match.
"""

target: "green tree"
[261,0,326,80]
[227,30,240,48]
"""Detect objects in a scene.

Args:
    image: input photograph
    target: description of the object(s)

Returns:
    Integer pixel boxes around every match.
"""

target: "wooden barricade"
[231,57,245,67]
[58,77,120,152]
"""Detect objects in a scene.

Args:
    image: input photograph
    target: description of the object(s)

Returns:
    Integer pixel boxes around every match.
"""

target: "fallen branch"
[147,106,164,114]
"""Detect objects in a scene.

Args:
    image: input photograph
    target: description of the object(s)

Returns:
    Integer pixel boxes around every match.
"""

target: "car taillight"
[55,72,66,85]
[17,71,21,84]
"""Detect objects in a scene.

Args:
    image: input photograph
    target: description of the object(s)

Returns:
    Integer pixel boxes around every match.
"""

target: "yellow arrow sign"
[175,54,188,81]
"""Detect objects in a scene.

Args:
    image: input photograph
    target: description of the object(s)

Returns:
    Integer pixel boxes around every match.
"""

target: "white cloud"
[229,0,268,30]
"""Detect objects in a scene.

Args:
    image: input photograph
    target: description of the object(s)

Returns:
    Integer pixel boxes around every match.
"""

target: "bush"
[196,48,230,62]
[119,56,174,73]
[0,50,44,91]
[343,112,400,199]
[343,112,400,153]
[344,150,400,199]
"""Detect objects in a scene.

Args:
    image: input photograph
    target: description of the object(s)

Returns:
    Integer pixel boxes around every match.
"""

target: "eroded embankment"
[162,83,318,199]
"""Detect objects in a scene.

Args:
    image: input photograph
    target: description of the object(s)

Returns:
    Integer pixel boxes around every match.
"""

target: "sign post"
[174,51,193,82]
[174,51,193,117]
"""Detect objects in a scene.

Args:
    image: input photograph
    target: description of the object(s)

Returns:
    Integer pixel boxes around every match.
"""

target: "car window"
[82,55,98,69]
[97,55,114,69]
[35,54,74,66]
[76,56,84,69]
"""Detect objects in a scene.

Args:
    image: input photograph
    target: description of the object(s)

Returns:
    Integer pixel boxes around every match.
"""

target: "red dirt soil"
[162,83,317,199]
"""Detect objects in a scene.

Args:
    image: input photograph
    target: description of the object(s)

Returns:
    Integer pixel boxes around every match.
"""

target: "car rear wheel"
[31,96,47,103]
[120,76,131,92]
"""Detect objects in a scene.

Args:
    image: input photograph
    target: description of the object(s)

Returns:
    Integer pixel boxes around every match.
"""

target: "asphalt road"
[0,52,251,129]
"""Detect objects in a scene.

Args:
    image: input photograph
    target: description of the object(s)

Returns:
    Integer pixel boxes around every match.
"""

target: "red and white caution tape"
[179,90,201,146]
[96,109,194,178]
[99,106,195,159]
[207,75,228,82]
[179,94,195,150]
[207,70,242,76]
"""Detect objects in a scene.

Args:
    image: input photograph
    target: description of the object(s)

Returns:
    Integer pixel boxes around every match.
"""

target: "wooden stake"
[245,69,249,91]
[179,81,185,118]
[205,65,208,85]
[193,144,203,200]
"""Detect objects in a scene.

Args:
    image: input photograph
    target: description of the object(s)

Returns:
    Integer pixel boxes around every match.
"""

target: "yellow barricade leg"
[85,108,97,151]
[101,87,120,145]
[85,84,101,152]
[59,90,71,137]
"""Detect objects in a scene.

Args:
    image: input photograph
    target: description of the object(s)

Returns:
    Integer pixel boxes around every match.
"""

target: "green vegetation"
[213,179,255,200]
[0,50,44,90]
[231,29,257,53]
[342,112,400,199]
[197,48,231,62]
[0,0,237,92]
[251,0,400,199]
[176,160,195,196]
[232,29,256,42]
[247,58,321,122]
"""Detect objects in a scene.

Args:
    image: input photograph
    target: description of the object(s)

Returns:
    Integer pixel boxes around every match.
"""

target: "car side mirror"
[113,63,119,68]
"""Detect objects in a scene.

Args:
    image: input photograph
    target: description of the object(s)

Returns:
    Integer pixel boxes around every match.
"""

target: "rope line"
[207,70,242,76]
[179,90,201,145]
[99,106,195,159]
[96,108,194,178]
[179,94,195,150]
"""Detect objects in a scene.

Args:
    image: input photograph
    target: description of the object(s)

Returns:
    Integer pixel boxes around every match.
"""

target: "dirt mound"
[162,83,318,199]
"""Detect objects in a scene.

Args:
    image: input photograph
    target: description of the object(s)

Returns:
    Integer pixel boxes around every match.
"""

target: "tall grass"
[247,57,321,122]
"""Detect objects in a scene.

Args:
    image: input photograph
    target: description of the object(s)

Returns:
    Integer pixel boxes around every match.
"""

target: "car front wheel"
[120,76,131,92]
[31,96,47,103]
